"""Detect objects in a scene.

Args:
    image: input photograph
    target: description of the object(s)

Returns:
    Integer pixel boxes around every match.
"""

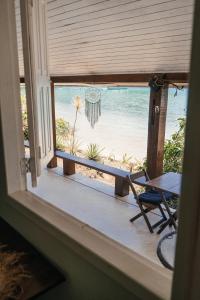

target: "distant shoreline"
[54,86,187,161]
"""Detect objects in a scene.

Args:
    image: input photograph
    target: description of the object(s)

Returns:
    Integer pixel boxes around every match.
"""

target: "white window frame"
[0,2,172,299]
[1,1,200,300]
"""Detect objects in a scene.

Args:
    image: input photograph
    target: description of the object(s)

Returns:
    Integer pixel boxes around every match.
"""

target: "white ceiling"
[16,0,194,76]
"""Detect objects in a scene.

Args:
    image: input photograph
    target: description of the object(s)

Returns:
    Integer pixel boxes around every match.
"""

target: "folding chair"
[127,171,173,233]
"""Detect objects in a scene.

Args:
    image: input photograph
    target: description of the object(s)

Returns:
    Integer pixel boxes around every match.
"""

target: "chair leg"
[152,217,167,229]
[138,202,154,233]
[130,203,168,233]
[130,208,151,222]
[163,203,177,230]
[158,204,167,220]
[157,218,172,234]
[160,193,177,232]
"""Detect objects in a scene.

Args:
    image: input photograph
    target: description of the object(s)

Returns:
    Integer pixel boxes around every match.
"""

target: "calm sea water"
[54,86,187,161]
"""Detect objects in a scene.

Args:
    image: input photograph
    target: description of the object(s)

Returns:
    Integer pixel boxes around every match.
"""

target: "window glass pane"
[54,85,149,167]
[164,87,188,174]
[166,88,187,139]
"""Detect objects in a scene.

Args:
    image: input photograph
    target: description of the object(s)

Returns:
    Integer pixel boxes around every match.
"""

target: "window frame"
[1,0,200,300]
[0,2,172,299]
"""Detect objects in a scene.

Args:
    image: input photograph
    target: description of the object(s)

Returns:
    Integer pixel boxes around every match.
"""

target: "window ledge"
[9,189,172,300]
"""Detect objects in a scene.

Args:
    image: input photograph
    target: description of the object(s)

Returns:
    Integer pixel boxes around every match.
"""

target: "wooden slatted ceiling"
[16,0,194,77]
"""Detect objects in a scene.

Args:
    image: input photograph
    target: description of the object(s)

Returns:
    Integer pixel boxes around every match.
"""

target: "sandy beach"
[55,86,187,162]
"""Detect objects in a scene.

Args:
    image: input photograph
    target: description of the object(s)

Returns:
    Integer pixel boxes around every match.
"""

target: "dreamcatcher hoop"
[85,87,101,128]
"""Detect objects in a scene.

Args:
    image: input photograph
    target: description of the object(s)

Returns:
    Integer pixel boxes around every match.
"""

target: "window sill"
[8,187,172,300]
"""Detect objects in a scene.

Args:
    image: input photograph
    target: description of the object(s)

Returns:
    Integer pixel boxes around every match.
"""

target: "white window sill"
[8,173,172,300]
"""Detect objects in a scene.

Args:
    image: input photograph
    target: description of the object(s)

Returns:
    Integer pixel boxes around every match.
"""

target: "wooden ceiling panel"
[15,0,194,76]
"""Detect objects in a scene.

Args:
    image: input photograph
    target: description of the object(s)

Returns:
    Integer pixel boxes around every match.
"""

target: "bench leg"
[115,177,129,196]
[47,156,57,168]
[63,159,75,175]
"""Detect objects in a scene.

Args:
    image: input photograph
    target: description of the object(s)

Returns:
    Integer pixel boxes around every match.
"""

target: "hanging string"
[149,74,184,97]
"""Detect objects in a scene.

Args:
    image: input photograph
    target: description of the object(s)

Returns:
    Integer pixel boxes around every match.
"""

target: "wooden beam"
[47,81,57,168]
[50,73,188,84]
[146,83,168,179]
[20,73,188,85]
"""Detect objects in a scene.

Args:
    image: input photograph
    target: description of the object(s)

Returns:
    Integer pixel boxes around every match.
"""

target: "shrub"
[21,95,29,140]
[22,110,29,140]
[108,153,115,162]
[70,95,82,155]
[56,118,70,150]
[67,137,81,155]
[163,117,185,173]
[135,117,186,174]
[134,118,185,209]
[122,153,132,164]
[86,144,103,161]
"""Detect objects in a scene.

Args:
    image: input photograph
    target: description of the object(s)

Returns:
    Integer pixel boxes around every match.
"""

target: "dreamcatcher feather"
[85,87,101,128]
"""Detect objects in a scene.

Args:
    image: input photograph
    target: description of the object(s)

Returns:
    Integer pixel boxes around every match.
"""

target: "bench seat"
[55,150,130,196]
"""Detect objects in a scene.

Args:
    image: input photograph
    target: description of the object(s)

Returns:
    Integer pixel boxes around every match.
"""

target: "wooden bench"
[55,150,130,197]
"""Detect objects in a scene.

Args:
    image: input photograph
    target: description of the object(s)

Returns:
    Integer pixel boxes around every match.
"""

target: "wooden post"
[47,81,57,168]
[63,159,76,175]
[146,83,168,179]
[115,177,129,197]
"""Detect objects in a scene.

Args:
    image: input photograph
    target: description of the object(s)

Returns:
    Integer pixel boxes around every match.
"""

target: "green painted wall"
[0,122,150,300]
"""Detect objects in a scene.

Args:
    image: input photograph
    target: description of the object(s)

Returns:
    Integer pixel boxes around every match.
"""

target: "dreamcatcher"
[85,87,101,128]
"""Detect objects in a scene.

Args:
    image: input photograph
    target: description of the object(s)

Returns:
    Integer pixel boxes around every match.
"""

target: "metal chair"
[127,171,173,233]
[157,231,176,270]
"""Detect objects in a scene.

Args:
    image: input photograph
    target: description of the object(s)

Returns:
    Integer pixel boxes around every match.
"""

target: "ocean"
[54,86,187,161]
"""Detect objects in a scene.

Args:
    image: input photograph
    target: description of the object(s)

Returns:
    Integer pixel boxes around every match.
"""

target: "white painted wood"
[20,0,39,186]
[26,168,175,266]
[49,40,191,60]
[31,0,54,168]
[50,59,189,73]
[48,28,191,52]
[171,0,200,299]
[48,14,193,44]
[16,0,194,76]
[47,0,191,28]
[20,0,53,184]
[47,0,113,13]
[10,189,172,300]
[48,5,193,36]
[0,0,26,193]
[48,31,191,55]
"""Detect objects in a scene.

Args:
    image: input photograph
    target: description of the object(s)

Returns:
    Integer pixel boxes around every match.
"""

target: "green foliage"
[56,117,81,154]
[122,153,132,164]
[22,110,29,140]
[56,118,70,150]
[108,153,115,162]
[133,119,185,209]
[86,144,103,161]
[135,118,186,174]
[67,137,81,155]
[135,159,147,171]
[69,96,82,155]
[163,118,186,173]
[21,95,29,141]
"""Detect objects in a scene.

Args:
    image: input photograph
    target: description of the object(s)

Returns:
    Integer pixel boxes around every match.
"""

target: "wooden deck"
[27,168,175,266]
